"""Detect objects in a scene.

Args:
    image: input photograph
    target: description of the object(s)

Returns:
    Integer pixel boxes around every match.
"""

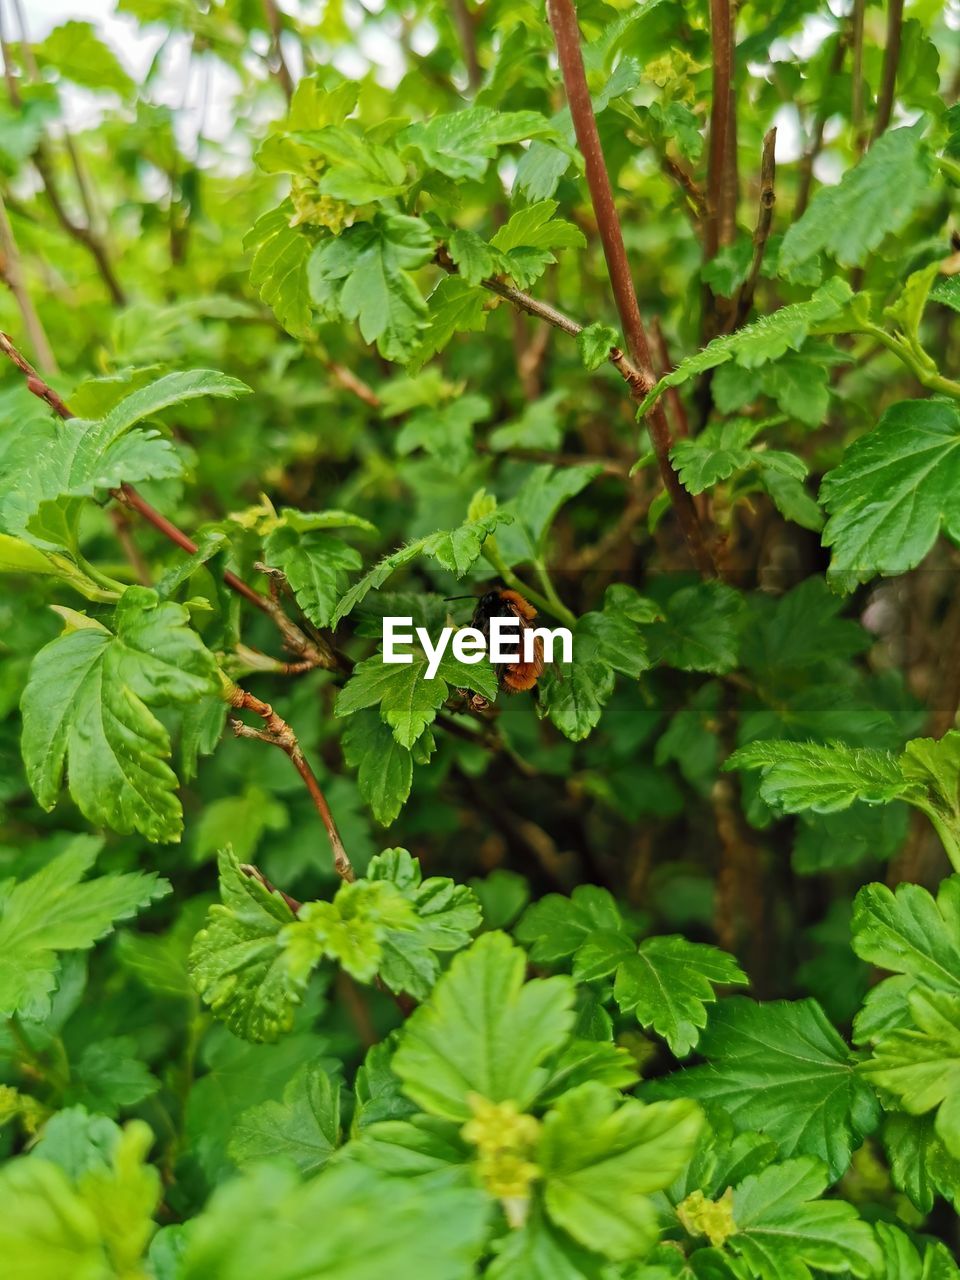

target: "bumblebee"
[472,588,545,693]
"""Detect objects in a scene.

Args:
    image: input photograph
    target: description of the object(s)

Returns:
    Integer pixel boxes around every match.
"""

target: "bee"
[472,588,545,693]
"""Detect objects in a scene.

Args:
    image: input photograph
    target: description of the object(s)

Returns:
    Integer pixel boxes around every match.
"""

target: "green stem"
[912,801,960,874]
[856,323,960,400]
[532,558,578,629]
[482,544,577,628]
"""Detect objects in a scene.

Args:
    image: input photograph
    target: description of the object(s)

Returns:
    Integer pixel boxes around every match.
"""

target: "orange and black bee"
[472,588,545,693]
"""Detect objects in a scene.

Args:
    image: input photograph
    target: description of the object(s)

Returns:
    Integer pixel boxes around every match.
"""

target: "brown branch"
[546,0,717,579]
[449,0,482,92]
[660,154,706,221]
[0,333,337,671]
[0,191,58,375]
[261,0,295,101]
[109,506,152,585]
[705,0,734,260]
[795,36,846,219]
[731,127,776,329]
[229,685,354,883]
[851,0,866,148]
[872,0,904,143]
[649,316,690,439]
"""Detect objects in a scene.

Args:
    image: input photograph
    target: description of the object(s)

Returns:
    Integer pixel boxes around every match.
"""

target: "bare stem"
[228,684,355,883]
[731,127,776,329]
[872,0,904,142]
[545,0,717,579]
[706,0,734,260]
[261,0,295,101]
[0,192,58,374]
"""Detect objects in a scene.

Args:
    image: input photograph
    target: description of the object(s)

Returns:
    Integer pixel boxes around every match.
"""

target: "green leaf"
[396,394,490,470]
[0,1121,160,1280]
[650,998,880,1180]
[539,659,615,743]
[331,510,509,624]
[263,525,362,628]
[489,200,585,287]
[487,1205,609,1280]
[245,202,313,338]
[177,1161,489,1280]
[538,1083,702,1261]
[366,848,482,999]
[613,938,748,1058]
[645,583,744,674]
[21,587,221,843]
[577,322,619,371]
[5,370,248,546]
[188,849,306,1043]
[779,123,932,279]
[336,647,497,749]
[342,710,414,825]
[860,988,960,1159]
[874,1221,960,1280]
[309,213,435,360]
[636,279,852,416]
[308,126,406,203]
[820,399,960,589]
[494,465,600,566]
[412,275,488,365]
[448,229,495,286]
[516,886,626,963]
[392,931,576,1121]
[229,1064,340,1174]
[286,879,417,983]
[729,1157,882,1279]
[399,107,555,180]
[35,20,135,95]
[726,740,906,813]
[851,877,960,996]
[0,835,168,1019]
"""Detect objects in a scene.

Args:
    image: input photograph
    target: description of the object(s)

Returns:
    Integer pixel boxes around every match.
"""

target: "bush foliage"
[0,0,959,1274]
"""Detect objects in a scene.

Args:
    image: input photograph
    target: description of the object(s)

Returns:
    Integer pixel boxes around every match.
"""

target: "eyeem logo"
[382,616,573,678]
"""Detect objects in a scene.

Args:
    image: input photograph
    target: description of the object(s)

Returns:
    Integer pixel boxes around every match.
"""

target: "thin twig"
[795,36,846,219]
[546,0,717,579]
[0,191,58,374]
[229,684,355,883]
[0,333,337,670]
[109,507,152,585]
[872,0,904,142]
[660,153,706,220]
[449,0,482,91]
[851,0,866,149]
[240,862,303,913]
[1,2,126,305]
[649,316,690,439]
[731,126,776,328]
[261,0,295,101]
[705,0,734,260]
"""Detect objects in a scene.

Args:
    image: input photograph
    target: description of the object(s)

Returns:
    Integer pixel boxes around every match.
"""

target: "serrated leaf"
[411,275,488,366]
[650,998,880,1180]
[539,1083,702,1261]
[399,107,555,180]
[730,1157,881,1279]
[229,1064,340,1174]
[645,583,744,674]
[366,848,482,999]
[820,399,960,589]
[392,932,575,1121]
[860,987,960,1159]
[336,647,497,748]
[245,202,313,337]
[577,322,619,371]
[779,123,932,279]
[516,886,626,963]
[263,525,361,628]
[448,229,495,285]
[851,877,960,996]
[21,587,221,843]
[636,279,852,416]
[341,710,413,825]
[331,510,509,624]
[614,938,748,1058]
[0,835,168,1019]
[189,849,306,1043]
[726,740,906,813]
[539,659,615,742]
[308,213,434,360]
